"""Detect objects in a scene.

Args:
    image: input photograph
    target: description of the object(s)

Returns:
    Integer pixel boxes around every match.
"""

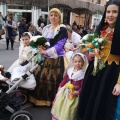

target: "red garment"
[59,73,83,93]
[100,24,114,41]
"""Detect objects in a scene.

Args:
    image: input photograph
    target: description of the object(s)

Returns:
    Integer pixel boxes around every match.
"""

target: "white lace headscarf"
[71,53,89,71]
[64,53,89,77]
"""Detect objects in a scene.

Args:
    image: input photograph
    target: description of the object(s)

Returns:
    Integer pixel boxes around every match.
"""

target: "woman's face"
[49,12,60,25]
[106,4,119,27]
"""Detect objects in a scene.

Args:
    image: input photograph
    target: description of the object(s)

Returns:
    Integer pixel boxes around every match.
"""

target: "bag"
[12,29,18,36]
[0,29,5,35]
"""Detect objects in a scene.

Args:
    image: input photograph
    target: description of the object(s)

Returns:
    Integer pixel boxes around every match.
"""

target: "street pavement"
[0,37,51,120]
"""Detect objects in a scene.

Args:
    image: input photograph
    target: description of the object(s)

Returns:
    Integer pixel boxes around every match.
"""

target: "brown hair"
[21,32,30,39]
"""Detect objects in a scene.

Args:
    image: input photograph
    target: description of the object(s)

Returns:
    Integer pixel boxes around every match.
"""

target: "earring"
[104,19,107,23]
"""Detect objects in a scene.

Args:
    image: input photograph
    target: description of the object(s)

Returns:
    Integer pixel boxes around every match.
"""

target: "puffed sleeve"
[46,27,68,58]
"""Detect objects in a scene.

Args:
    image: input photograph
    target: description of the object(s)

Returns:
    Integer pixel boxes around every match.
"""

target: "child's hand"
[70,91,79,97]
[112,83,120,96]
[68,91,79,98]
[2,77,8,81]
[0,65,4,70]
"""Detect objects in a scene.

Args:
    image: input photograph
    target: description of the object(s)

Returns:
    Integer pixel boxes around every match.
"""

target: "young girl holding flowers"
[51,53,88,120]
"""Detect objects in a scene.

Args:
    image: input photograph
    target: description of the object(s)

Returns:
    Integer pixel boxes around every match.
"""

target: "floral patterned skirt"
[29,57,64,106]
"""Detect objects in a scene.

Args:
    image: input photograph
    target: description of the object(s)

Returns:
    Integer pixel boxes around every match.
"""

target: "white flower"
[32,48,38,54]
[82,34,94,42]
[98,38,104,43]
[45,42,50,46]
[82,34,89,41]
[94,38,99,41]
[30,35,43,42]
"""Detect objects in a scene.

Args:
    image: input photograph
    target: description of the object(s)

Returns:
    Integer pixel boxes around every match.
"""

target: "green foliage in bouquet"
[82,33,98,43]
[30,35,50,48]
[30,35,50,63]
[79,33,108,76]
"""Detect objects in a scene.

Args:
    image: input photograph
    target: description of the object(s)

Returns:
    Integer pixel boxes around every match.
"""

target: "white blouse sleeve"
[46,47,58,58]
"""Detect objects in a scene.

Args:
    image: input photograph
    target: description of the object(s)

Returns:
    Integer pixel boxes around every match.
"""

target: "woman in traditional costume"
[29,8,68,106]
[76,0,120,120]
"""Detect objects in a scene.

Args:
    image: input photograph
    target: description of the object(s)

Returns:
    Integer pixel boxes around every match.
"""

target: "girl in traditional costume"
[76,0,120,120]
[51,53,88,120]
[29,8,68,106]
[7,32,36,89]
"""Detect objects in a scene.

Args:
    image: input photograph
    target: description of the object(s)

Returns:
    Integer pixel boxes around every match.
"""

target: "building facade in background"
[0,0,106,28]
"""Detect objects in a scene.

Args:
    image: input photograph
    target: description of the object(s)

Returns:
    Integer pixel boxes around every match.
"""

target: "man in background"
[37,16,43,27]
[18,18,28,41]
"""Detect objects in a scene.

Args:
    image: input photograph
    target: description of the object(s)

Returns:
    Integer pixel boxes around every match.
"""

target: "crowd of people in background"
[0,10,93,51]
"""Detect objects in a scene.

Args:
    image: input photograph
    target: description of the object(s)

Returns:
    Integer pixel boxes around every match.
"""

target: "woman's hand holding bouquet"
[79,33,108,76]
[30,35,50,63]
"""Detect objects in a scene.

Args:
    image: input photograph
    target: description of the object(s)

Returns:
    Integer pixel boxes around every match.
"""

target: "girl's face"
[106,4,119,27]
[49,12,60,25]
[22,36,30,46]
[72,55,84,70]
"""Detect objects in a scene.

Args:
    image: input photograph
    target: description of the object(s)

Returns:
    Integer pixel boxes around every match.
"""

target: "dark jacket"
[18,21,28,36]
[37,18,43,27]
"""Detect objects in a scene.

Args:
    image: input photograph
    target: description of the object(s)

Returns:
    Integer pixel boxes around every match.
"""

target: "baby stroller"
[0,53,44,120]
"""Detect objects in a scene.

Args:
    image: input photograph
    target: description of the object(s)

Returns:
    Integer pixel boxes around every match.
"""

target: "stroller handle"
[6,56,44,95]
[20,53,37,66]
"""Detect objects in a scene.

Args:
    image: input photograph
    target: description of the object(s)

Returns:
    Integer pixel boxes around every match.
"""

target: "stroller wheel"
[10,110,33,120]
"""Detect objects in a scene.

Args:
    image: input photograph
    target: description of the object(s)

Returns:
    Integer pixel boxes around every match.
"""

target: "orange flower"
[87,43,95,49]
[40,45,46,50]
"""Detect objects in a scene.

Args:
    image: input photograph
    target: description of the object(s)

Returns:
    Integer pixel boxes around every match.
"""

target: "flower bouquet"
[30,35,50,63]
[79,33,108,76]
